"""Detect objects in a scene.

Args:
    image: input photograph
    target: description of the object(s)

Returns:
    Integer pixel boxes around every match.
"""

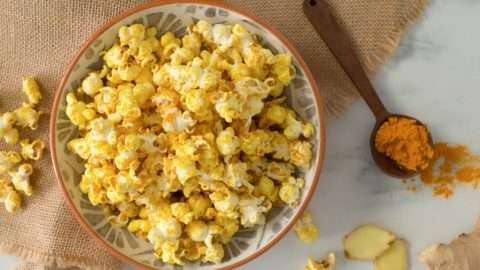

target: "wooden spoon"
[303,0,433,178]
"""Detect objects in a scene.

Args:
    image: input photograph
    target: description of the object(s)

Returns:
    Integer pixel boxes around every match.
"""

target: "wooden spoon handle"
[303,0,389,120]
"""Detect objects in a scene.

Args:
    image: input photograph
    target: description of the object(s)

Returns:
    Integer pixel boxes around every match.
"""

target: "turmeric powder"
[375,117,434,171]
[420,142,480,198]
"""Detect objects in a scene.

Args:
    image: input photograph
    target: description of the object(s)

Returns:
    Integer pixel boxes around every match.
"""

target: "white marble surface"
[3,0,480,269]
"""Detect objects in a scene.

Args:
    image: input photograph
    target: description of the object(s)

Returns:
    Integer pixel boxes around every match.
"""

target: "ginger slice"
[343,224,396,260]
[304,252,336,270]
[419,222,480,270]
[375,239,408,270]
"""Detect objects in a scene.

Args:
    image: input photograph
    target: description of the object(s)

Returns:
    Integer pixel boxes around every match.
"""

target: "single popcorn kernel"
[294,212,319,243]
[0,151,22,175]
[0,112,19,144]
[22,76,42,105]
[3,188,21,213]
[304,253,336,270]
[14,103,43,130]
[20,139,46,160]
[9,163,34,196]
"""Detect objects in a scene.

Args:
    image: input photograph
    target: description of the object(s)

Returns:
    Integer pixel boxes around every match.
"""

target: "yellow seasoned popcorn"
[0,112,19,144]
[279,177,304,207]
[304,253,336,270]
[20,139,46,161]
[0,151,22,175]
[14,103,42,130]
[290,140,313,169]
[67,20,315,265]
[0,77,45,214]
[22,77,42,105]
[3,188,21,213]
[9,163,33,196]
[81,72,104,97]
[294,212,318,243]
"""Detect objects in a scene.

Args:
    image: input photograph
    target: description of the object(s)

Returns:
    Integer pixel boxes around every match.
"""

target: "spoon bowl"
[370,114,434,178]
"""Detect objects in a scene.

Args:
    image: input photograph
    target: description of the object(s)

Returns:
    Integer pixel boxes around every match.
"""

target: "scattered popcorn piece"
[14,102,42,130]
[0,112,19,144]
[3,188,21,213]
[0,151,22,175]
[304,253,336,270]
[0,77,46,214]
[22,77,42,105]
[20,139,46,160]
[9,163,34,196]
[295,212,319,243]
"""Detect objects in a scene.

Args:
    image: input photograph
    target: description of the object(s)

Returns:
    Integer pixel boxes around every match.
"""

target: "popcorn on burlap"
[0,0,427,269]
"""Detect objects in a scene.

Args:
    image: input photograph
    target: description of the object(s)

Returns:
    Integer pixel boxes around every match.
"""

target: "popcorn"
[66,92,96,129]
[9,163,34,196]
[290,140,313,169]
[187,193,211,218]
[294,212,318,243]
[186,220,209,242]
[0,151,22,175]
[0,77,46,213]
[279,181,301,207]
[66,21,314,266]
[3,188,21,213]
[238,196,270,227]
[171,202,194,224]
[255,176,278,202]
[81,72,103,96]
[304,253,336,270]
[22,77,42,105]
[14,103,42,130]
[0,112,19,144]
[20,139,46,161]
[203,242,224,264]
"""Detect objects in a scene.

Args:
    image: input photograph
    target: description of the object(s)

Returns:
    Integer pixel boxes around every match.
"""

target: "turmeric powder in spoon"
[375,117,434,171]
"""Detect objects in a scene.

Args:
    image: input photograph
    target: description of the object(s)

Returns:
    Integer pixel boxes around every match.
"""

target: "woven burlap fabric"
[0,0,427,269]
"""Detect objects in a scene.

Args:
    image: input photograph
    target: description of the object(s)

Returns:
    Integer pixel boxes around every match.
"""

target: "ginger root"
[419,222,480,270]
[343,224,396,260]
[375,239,408,270]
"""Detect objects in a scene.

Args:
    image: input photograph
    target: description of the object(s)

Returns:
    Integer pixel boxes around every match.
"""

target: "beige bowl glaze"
[49,1,326,269]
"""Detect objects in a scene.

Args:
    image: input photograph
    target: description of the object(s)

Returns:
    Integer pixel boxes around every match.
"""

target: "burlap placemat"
[0,0,428,269]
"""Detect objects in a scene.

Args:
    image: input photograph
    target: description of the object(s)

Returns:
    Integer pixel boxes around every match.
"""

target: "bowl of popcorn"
[50,1,325,269]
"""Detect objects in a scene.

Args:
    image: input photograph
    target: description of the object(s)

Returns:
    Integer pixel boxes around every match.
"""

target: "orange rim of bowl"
[49,1,326,269]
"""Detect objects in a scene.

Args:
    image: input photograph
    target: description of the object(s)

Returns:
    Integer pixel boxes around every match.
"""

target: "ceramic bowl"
[50,1,325,269]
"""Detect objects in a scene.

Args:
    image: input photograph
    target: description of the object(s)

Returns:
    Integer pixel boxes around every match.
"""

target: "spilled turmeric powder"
[420,143,480,198]
[375,117,434,171]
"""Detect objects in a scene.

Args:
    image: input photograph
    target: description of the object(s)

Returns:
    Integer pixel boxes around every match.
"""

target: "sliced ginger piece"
[304,252,336,270]
[343,224,396,260]
[375,239,408,270]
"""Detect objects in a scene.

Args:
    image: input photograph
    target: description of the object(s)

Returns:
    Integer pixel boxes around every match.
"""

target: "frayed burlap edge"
[325,0,430,116]
[0,243,119,270]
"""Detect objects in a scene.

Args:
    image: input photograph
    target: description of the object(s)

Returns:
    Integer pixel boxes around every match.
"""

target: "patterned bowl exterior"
[50,1,325,270]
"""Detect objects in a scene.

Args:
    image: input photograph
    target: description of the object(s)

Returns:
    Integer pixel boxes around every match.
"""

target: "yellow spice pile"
[420,142,480,198]
[375,117,433,171]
